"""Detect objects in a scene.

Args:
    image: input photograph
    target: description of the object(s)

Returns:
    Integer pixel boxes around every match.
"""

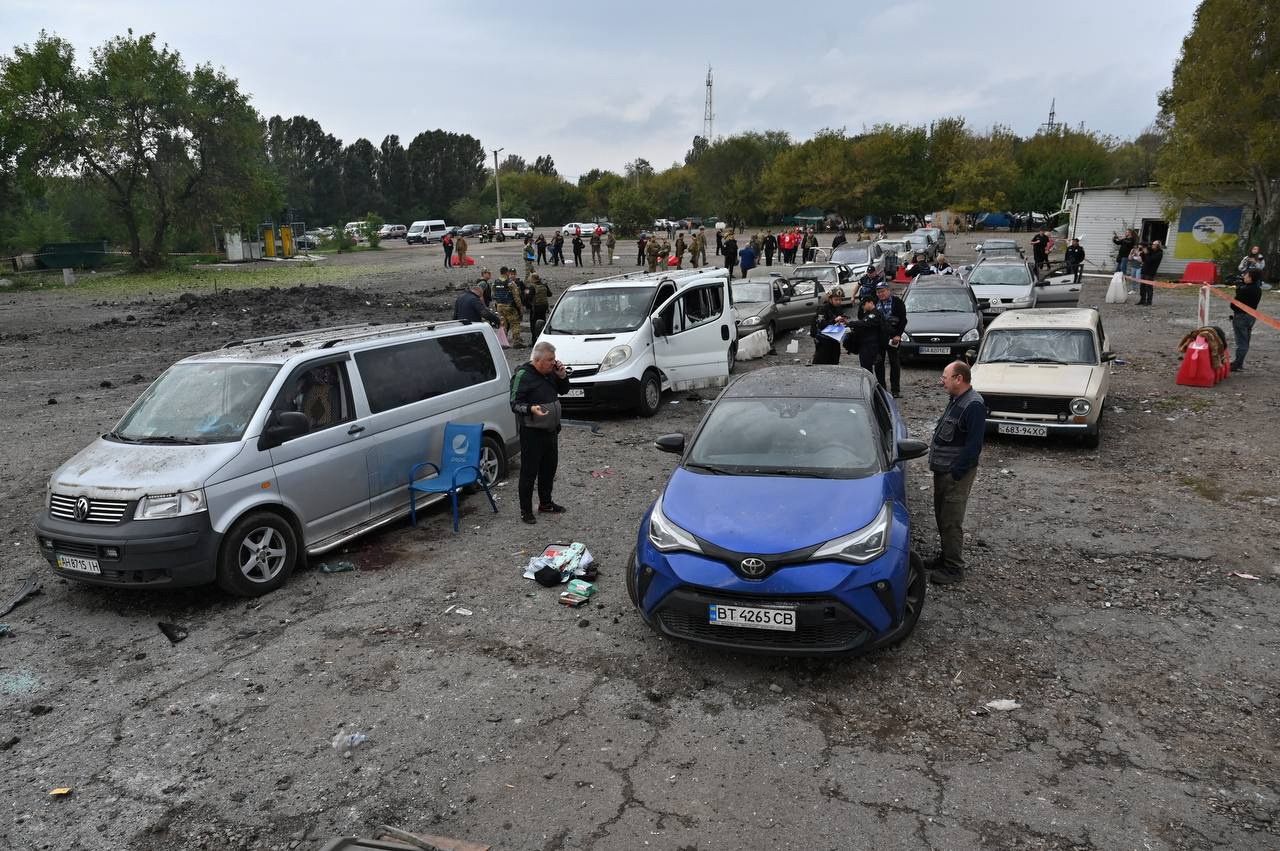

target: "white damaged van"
[34,322,518,596]
[534,268,737,416]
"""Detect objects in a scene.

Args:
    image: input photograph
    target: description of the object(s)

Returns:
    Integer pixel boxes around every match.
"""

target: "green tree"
[405,130,486,219]
[578,170,626,219]
[1011,129,1113,213]
[608,185,658,234]
[362,212,384,248]
[0,31,276,267]
[378,135,411,222]
[684,135,710,166]
[499,153,527,173]
[531,155,557,176]
[1109,125,1165,186]
[341,139,382,220]
[946,128,1021,213]
[1157,0,1280,262]
[761,130,866,218]
[266,115,344,225]
[693,131,791,224]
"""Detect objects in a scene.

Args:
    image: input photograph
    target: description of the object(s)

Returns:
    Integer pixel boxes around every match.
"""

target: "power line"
[703,65,714,141]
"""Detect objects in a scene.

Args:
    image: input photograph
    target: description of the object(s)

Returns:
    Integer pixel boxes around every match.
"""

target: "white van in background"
[407,220,449,244]
[495,218,533,241]
[534,268,737,417]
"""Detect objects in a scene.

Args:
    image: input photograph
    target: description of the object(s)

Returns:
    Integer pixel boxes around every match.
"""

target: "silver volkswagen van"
[34,321,519,596]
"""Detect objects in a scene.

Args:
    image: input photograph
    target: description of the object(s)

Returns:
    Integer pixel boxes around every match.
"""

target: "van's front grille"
[49,493,130,524]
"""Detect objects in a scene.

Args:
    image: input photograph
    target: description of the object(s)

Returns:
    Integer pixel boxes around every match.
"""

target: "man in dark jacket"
[830,231,848,250]
[1030,228,1050,272]
[1112,228,1136,273]
[1230,269,1263,371]
[509,342,571,524]
[1138,240,1163,306]
[1064,238,1085,283]
[927,361,986,585]
[857,266,885,301]
[873,281,907,396]
[452,283,499,325]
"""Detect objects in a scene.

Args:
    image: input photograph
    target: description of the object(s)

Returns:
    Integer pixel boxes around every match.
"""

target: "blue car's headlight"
[647,494,703,554]
[810,502,891,564]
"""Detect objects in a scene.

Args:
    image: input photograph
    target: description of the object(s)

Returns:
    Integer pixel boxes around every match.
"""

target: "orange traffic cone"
[894,265,910,284]
[1175,335,1217,387]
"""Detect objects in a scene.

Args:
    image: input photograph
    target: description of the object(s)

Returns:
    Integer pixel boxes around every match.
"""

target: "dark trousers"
[529,304,547,341]
[725,258,736,278]
[1067,262,1082,283]
[765,250,774,266]
[933,467,977,570]
[573,250,583,266]
[537,246,547,264]
[518,427,559,513]
[875,346,901,393]
[1232,311,1255,366]
[858,350,877,372]
[1139,275,1155,305]
[443,247,453,269]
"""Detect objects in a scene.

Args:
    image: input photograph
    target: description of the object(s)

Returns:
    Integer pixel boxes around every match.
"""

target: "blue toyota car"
[627,366,929,656]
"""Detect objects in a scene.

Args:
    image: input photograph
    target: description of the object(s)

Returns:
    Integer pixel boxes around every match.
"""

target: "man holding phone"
[509,342,571,524]
[874,281,908,398]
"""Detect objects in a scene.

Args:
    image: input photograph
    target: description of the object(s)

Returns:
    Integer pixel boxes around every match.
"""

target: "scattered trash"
[157,622,189,644]
[522,543,596,585]
[786,339,799,354]
[590,467,616,478]
[1228,572,1261,581]
[769,683,783,694]
[48,787,73,797]
[30,704,53,716]
[376,824,492,851]
[454,608,474,616]
[331,731,368,751]
[669,400,680,405]
[566,579,595,598]
[318,560,356,573]
[0,575,42,617]
[0,624,10,637]
[0,736,18,751]
[985,699,1021,712]
[559,592,589,607]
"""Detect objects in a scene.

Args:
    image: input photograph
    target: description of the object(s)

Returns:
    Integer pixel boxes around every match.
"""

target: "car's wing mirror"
[964,348,978,365]
[1101,351,1117,362]
[651,316,669,337]
[263,411,309,448]
[654,433,685,454]
[896,438,929,461]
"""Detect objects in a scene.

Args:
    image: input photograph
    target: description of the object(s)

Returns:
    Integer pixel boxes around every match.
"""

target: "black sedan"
[898,276,983,360]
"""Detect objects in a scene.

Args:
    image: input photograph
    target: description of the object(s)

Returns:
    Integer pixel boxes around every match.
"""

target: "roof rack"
[577,267,729,286]
[221,320,473,351]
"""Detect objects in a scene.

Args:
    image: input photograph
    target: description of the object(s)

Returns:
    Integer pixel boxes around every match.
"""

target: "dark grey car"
[732,277,813,345]
[898,276,984,360]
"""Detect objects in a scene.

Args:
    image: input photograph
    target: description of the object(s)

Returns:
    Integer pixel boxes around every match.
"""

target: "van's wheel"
[637,370,662,417]
[728,342,738,373]
[216,511,297,597]
[476,434,507,487]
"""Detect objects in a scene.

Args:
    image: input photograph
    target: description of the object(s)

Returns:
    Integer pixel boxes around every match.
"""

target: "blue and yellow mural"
[1174,205,1243,259]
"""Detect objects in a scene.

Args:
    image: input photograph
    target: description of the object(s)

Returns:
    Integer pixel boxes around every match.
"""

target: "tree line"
[2,4,1274,270]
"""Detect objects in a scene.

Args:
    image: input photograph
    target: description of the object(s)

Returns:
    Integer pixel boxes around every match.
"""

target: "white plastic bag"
[1105,272,1128,304]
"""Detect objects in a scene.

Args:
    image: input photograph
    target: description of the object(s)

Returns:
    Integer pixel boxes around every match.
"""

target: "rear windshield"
[112,362,279,444]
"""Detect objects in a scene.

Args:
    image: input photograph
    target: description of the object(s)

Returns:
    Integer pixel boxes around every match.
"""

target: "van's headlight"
[135,490,207,520]
[1070,398,1092,416]
[647,495,703,554]
[811,502,891,564]
[961,328,980,342]
[599,344,632,373]
[1011,296,1033,305]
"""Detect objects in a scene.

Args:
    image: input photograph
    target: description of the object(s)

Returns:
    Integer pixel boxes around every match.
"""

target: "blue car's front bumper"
[630,506,915,656]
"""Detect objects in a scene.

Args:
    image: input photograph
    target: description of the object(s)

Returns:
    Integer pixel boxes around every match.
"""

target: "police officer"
[1064,238,1085,284]
[492,267,525,347]
[927,361,986,585]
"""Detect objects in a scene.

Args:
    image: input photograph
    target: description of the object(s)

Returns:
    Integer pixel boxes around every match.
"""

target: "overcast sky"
[4,0,1199,180]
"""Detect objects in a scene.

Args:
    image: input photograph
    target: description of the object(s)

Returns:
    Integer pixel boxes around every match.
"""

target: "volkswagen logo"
[739,557,767,578]
[74,496,90,521]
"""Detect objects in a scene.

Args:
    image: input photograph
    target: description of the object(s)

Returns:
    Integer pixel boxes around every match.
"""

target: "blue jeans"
[1115,257,1127,272]
[1232,311,1256,366]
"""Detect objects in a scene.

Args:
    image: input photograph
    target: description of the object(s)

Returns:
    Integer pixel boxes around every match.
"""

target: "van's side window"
[357,332,497,414]
[276,362,355,433]
[675,285,724,332]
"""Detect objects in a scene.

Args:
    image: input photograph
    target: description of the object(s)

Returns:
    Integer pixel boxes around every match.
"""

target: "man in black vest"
[927,361,986,585]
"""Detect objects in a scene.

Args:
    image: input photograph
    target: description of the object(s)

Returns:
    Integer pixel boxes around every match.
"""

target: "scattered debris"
[48,787,73,797]
[769,683,783,694]
[560,419,604,434]
[0,736,18,751]
[559,592,589,608]
[376,823,492,851]
[522,543,596,585]
[30,704,53,716]
[1228,572,1261,581]
[454,608,473,616]
[590,467,616,478]
[157,622,189,644]
[0,623,10,637]
[318,560,356,573]
[984,699,1021,712]
[0,576,42,617]
[331,731,368,752]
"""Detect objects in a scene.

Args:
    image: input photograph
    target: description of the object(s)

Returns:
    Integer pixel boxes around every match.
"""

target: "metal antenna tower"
[1040,98,1060,134]
[703,65,714,141]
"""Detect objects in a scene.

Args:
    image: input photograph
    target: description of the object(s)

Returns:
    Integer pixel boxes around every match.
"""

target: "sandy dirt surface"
[1,233,1278,850]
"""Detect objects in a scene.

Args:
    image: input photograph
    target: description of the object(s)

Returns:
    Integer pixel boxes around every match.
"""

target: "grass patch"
[1153,395,1214,414]
[6,260,367,298]
[1178,474,1224,502]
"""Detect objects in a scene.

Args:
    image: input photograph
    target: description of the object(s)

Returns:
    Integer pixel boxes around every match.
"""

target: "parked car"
[407,220,449,244]
[971,308,1114,449]
[561,222,607,236]
[730,276,813,346]
[897,275,984,360]
[829,241,885,278]
[967,257,1079,321]
[913,226,946,254]
[628,366,929,655]
[377,224,408,240]
[903,233,937,261]
[975,238,1023,261]
[295,233,321,251]
[456,224,484,239]
[536,267,736,417]
[495,218,533,241]
[34,322,519,596]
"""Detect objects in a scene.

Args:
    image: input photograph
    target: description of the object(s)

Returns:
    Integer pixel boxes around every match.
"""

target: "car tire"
[215,511,298,597]
[477,434,507,487]
[625,550,639,607]
[1082,410,1102,450]
[885,550,927,646]
[636,370,662,417]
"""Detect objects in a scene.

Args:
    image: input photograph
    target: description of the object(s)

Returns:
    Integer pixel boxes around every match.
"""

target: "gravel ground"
[1,233,1278,850]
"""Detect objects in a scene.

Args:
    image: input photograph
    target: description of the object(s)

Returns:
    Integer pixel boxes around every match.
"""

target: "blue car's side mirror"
[654,433,685,454]
[896,439,928,461]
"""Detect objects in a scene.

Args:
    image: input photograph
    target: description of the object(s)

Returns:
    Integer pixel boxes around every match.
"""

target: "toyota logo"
[739,557,767,578]
[74,496,90,521]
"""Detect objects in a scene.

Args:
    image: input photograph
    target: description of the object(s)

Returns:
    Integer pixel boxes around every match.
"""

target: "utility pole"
[703,65,714,142]
[493,147,504,230]
[1039,99,1060,135]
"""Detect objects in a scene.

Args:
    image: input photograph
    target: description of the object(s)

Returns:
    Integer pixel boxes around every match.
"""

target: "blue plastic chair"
[408,423,498,532]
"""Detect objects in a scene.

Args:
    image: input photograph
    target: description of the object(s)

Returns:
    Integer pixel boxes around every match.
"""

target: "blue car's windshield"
[685,398,881,478]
